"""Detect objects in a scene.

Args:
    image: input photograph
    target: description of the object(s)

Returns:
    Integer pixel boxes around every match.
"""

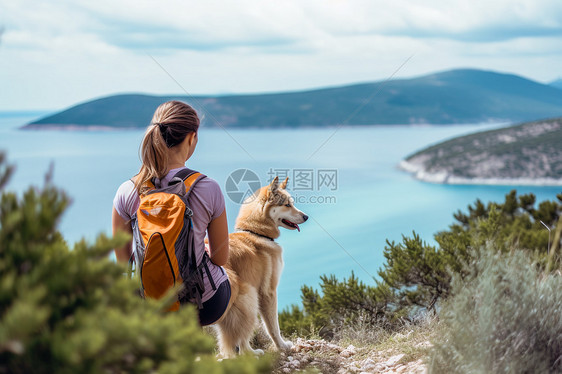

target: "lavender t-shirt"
[113,167,228,303]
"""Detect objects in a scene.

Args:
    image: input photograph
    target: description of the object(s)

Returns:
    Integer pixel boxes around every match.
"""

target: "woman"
[112,100,230,326]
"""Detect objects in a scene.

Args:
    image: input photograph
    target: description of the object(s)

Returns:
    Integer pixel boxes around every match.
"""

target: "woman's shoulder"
[197,174,219,187]
[191,174,225,218]
[116,179,136,196]
[113,179,139,220]
[193,174,222,196]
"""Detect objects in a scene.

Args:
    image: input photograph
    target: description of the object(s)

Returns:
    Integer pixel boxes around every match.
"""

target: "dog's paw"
[281,340,293,350]
[216,352,235,360]
[251,348,265,356]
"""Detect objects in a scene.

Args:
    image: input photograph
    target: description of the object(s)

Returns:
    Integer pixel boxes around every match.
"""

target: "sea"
[1,111,560,309]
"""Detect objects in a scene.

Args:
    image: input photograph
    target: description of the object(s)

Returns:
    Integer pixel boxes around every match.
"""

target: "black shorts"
[198,280,231,326]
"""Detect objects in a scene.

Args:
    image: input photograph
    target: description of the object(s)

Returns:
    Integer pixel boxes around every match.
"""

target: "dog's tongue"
[283,219,300,232]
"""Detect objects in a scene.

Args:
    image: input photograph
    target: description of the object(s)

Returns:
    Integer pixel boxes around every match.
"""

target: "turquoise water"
[1,114,560,308]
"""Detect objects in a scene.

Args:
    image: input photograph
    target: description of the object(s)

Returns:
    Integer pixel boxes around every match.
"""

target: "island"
[23,69,562,130]
[401,117,562,185]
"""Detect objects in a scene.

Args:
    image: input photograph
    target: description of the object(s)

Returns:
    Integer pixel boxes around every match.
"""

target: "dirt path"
[274,338,429,374]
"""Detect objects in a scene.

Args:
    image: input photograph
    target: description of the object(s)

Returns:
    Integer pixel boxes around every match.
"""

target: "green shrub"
[0,152,271,373]
[281,190,561,340]
[279,272,398,339]
[379,232,451,313]
[429,248,562,373]
[380,190,560,312]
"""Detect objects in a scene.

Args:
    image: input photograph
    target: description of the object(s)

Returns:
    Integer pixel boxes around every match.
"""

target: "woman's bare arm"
[112,207,133,262]
[207,209,229,266]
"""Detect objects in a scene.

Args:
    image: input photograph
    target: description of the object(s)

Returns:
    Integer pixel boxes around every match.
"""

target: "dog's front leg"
[259,293,292,351]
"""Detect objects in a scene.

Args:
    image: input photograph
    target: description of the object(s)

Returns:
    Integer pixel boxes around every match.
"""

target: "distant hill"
[551,79,562,90]
[23,69,562,129]
[401,117,562,185]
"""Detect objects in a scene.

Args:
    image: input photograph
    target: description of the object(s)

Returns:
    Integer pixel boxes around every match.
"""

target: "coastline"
[399,160,562,186]
[20,124,138,131]
[18,122,507,132]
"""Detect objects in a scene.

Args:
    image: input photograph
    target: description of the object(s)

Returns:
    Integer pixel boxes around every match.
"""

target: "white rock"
[328,343,343,352]
[360,358,375,366]
[385,353,405,366]
[289,360,300,368]
[409,361,428,374]
[341,344,357,358]
[359,358,377,372]
[360,364,377,372]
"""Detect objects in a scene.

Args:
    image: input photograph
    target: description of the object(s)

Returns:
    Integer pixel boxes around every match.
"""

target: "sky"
[1,0,562,111]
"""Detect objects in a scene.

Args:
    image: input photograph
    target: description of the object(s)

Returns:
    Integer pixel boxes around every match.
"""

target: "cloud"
[1,0,562,110]
[300,0,562,43]
[97,22,298,52]
[72,0,316,53]
[4,0,562,53]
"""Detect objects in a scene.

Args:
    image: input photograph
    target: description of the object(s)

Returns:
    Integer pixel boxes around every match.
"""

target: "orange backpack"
[130,168,216,311]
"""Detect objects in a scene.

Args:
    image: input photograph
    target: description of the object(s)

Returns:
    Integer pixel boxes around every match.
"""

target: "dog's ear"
[268,176,279,195]
[280,177,288,189]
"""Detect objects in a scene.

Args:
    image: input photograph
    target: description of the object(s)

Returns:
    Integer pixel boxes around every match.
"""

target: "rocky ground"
[273,338,429,374]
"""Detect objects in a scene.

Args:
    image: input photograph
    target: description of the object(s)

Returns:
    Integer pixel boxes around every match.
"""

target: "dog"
[214,176,308,358]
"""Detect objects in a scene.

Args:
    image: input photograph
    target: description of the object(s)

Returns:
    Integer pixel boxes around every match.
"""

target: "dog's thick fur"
[214,177,307,358]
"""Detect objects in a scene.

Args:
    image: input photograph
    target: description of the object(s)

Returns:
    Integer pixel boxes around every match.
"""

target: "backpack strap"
[174,168,212,308]
[172,168,206,200]
[131,177,156,194]
[172,167,197,181]
[200,252,217,291]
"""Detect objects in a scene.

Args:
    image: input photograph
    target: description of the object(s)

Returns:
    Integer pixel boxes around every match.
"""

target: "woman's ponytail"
[134,124,169,194]
[134,101,200,195]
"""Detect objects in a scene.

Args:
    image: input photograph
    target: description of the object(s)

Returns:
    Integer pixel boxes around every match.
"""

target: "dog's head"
[264,176,308,232]
[236,176,308,238]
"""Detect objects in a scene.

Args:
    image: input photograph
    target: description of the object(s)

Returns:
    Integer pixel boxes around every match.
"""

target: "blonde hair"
[134,101,200,195]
